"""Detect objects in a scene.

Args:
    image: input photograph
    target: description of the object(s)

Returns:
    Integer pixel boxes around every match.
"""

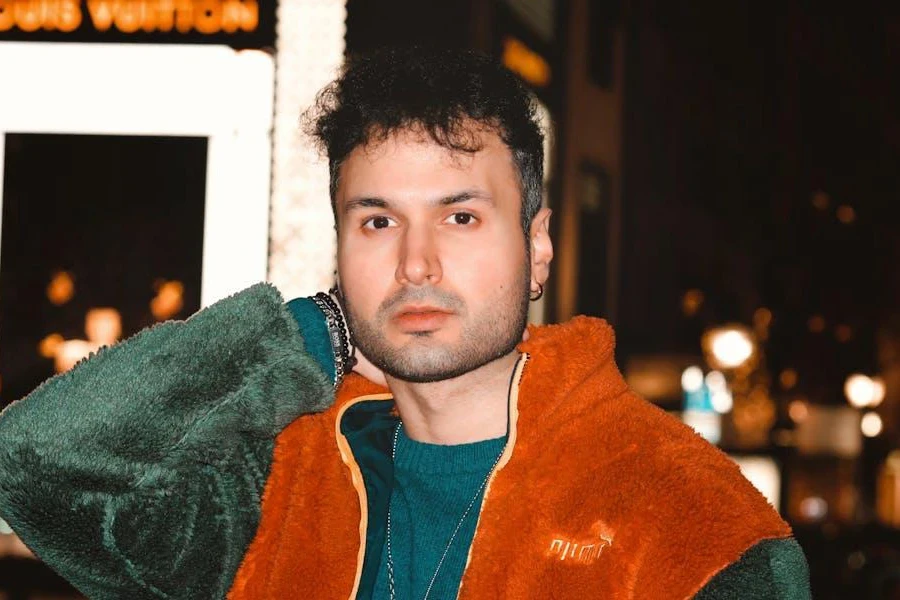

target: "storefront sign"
[0,0,273,47]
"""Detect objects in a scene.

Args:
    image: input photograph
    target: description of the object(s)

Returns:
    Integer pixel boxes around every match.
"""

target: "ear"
[529,207,553,292]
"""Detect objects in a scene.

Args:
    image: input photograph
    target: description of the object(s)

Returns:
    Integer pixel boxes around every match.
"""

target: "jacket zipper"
[455,353,529,599]
[335,393,394,600]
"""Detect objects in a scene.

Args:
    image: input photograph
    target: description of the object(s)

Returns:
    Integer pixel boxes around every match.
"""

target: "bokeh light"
[860,412,883,438]
[705,326,755,369]
[681,366,704,393]
[46,270,75,306]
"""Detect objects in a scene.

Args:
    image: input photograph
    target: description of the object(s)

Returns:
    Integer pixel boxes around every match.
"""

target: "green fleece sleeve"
[0,283,334,599]
[694,537,811,599]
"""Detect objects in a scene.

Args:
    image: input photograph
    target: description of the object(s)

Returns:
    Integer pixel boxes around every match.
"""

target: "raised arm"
[0,283,335,599]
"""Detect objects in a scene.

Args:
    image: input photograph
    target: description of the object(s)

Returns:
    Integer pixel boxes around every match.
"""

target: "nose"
[395,224,442,286]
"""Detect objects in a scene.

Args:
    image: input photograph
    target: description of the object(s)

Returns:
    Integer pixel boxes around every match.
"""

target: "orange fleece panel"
[457,318,791,599]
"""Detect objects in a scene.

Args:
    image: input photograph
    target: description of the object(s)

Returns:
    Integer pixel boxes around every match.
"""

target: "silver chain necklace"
[385,422,505,600]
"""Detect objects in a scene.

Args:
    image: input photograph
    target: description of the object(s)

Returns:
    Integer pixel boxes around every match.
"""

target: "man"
[0,48,809,598]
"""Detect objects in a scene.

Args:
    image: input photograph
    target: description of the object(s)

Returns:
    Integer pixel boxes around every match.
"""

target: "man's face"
[335,126,549,383]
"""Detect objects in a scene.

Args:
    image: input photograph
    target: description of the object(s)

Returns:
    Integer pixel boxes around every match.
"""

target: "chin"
[381,341,518,384]
[391,325,459,344]
[385,362,476,384]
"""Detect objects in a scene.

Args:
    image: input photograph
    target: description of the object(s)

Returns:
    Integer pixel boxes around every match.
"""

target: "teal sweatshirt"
[372,427,507,599]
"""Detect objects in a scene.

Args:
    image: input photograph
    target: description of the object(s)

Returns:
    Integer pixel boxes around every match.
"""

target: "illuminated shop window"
[0,133,206,406]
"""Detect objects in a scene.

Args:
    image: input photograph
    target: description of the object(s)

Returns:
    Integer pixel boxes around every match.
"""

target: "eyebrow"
[343,189,493,214]
[440,190,494,206]
[343,197,388,214]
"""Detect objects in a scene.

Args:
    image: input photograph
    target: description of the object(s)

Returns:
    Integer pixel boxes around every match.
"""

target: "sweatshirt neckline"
[393,426,507,475]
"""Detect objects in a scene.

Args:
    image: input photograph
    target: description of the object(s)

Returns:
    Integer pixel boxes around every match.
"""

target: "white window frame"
[0,42,274,307]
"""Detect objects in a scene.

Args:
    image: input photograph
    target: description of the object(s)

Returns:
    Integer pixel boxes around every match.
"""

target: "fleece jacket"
[0,283,810,599]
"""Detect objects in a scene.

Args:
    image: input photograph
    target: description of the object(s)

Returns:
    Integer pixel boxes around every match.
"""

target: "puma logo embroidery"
[548,521,614,563]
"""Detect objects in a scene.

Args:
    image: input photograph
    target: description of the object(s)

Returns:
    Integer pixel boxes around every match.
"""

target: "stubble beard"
[344,265,531,384]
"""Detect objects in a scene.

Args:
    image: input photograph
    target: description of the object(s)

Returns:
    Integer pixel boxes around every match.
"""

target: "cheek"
[338,245,394,314]
[445,235,526,298]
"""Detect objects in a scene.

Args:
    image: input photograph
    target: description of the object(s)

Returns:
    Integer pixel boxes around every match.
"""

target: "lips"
[393,306,454,331]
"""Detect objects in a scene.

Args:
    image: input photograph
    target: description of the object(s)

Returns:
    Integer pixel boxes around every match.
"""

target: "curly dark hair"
[305,47,545,232]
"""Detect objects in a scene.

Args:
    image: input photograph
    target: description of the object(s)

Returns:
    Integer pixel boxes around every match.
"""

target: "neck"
[386,350,522,445]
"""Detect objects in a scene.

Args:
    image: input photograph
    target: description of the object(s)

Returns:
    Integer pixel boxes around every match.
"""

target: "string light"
[268,0,347,299]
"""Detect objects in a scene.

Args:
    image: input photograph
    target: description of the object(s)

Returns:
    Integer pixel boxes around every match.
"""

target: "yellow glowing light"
[836,205,856,224]
[681,289,704,317]
[789,399,809,423]
[845,375,886,409]
[38,333,64,358]
[870,377,886,408]
[732,385,776,440]
[752,307,772,341]
[861,412,883,437]
[704,325,755,370]
[46,271,75,306]
[877,451,900,528]
[54,339,99,373]
[811,191,830,211]
[807,315,826,333]
[502,37,551,88]
[845,374,879,408]
[780,369,798,390]
[151,280,185,321]
[835,324,853,343]
[85,308,122,346]
[887,451,900,469]
[753,307,773,330]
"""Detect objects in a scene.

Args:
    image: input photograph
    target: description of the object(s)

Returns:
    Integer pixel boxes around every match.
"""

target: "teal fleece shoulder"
[0,283,334,599]
[285,296,336,383]
[694,537,811,599]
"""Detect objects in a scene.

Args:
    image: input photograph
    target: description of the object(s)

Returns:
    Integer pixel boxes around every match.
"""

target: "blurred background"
[0,0,898,598]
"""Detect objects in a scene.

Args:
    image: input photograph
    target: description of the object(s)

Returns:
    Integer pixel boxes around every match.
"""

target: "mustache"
[379,287,465,315]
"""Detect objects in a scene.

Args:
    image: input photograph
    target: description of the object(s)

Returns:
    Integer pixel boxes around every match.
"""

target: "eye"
[445,212,477,226]
[363,215,397,230]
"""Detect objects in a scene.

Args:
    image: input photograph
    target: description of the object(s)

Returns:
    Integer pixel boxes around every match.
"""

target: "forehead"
[336,126,519,208]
